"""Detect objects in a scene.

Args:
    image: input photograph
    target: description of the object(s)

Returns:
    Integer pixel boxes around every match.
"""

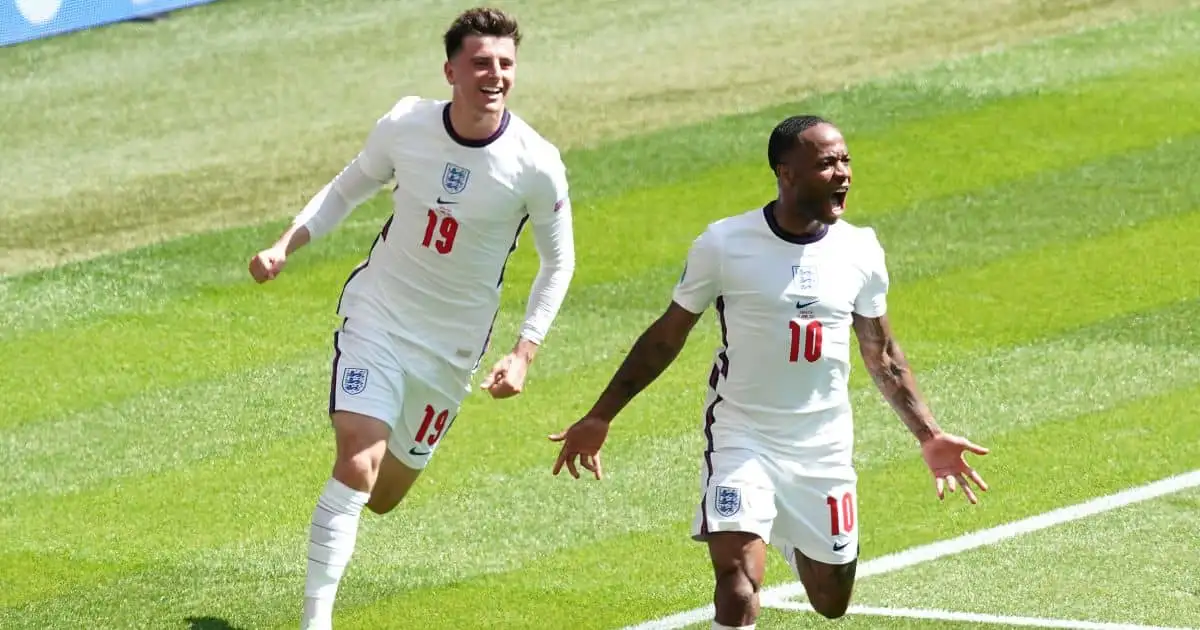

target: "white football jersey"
[672,204,889,443]
[334,97,572,376]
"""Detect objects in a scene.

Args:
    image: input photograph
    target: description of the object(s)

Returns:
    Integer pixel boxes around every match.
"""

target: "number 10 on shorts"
[826,491,856,536]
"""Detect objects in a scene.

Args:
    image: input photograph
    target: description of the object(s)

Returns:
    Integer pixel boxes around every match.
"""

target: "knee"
[332,449,381,491]
[794,551,856,620]
[330,412,389,490]
[811,600,849,620]
[715,564,761,620]
[807,581,852,619]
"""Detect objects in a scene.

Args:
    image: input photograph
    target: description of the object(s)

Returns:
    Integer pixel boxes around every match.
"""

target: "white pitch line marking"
[621,470,1200,630]
[767,601,1197,630]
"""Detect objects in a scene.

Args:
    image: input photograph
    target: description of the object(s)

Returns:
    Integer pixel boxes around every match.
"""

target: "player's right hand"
[248,246,287,283]
[549,416,610,480]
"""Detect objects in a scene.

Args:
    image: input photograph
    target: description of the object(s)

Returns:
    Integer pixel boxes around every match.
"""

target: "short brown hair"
[443,7,522,59]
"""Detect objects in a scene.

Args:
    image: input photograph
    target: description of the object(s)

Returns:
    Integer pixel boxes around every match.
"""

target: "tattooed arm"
[587,302,702,422]
[852,313,942,443]
[551,227,717,480]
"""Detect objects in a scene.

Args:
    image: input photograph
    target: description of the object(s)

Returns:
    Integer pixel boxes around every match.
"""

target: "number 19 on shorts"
[788,320,823,362]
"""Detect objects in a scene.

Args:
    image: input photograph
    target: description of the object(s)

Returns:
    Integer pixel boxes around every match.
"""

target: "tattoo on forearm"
[856,317,940,442]
[592,324,684,419]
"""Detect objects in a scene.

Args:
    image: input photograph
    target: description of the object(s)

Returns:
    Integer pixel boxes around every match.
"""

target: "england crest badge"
[341,368,368,395]
[442,163,471,194]
[714,485,742,517]
[792,265,818,293]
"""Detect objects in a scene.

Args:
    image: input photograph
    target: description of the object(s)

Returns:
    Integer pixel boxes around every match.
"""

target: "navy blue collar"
[763,201,829,244]
[442,103,510,148]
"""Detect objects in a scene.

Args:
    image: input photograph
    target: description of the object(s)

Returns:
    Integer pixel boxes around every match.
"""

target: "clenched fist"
[248,246,288,283]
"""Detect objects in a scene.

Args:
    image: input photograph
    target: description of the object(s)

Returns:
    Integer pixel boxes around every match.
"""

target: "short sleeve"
[853,228,890,318]
[356,96,420,182]
[672,228,721,314]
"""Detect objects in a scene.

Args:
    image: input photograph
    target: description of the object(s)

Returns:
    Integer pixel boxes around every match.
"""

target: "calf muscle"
[794,551,857,619]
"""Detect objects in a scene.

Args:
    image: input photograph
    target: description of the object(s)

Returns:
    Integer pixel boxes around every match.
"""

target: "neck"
[771,198,824,238]
[448,99,504,141]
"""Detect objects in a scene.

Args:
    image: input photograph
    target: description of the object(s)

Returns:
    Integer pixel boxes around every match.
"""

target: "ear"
[443,60,454,85]
[774,163,793,188]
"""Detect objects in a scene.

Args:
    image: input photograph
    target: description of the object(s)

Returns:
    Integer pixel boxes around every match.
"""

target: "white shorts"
[327,318,471,470]
[690,401,859,567]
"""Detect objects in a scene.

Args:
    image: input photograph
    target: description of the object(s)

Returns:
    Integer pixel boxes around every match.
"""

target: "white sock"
[302,478,369,630]
[712,623,755,630]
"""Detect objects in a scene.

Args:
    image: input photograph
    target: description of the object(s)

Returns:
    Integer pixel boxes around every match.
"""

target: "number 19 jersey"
[336,97,572,379]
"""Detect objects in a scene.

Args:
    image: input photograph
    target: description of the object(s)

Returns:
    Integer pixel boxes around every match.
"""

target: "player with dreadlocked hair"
[549,114,989,629]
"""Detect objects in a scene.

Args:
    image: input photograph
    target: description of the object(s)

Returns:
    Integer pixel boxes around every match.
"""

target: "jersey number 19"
[788,320,823,363]
[422,210,459,254]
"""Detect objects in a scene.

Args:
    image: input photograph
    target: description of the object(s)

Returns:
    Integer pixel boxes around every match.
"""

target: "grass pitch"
[2,1,1199,629]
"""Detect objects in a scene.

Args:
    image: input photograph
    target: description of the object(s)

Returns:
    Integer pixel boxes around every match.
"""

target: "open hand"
[921,433,990,504]
[548,416,610,480]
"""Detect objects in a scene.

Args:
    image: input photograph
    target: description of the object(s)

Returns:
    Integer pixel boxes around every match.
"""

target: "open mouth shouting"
[830,186,849,215]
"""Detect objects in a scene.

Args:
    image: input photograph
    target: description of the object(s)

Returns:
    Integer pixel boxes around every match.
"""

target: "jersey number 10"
[788,320,823,362]
[422,210,459,254]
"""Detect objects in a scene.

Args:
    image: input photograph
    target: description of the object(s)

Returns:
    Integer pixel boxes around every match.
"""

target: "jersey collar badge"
[792,265,818,293]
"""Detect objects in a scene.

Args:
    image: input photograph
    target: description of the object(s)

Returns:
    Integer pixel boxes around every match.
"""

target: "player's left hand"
[480,353,528,399]
[920,432,990,504]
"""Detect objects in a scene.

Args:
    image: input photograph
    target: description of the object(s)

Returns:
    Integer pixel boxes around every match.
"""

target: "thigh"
[691,447,778,544]
[387,372,467,470]
[328,320,405,430]
[773,469,859,570]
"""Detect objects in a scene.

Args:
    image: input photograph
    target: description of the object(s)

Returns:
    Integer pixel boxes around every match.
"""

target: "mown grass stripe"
[5,373,1196,630]
[10,1,1186,275]
[6,193,1197,429]
[7,294,1200,501]
[4,51,1200,341]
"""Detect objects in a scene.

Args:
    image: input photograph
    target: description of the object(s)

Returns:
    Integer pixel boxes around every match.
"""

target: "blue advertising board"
[1,0,217,47]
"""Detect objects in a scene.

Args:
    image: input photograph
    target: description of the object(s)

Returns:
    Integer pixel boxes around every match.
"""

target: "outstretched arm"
[247,163,388,283]
[853,312,989,502]
[249,100,408,283]
[550,227,719,479]
[585,225,720,421]
[852,313,941,443]
[588,302,702,421]
[549,302,702,479]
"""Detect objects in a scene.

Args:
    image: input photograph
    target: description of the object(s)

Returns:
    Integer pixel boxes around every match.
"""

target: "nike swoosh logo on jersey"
[833,541,850,552]
[409,446,431,457]
[436,196,458,205]
[796,299,819,309]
